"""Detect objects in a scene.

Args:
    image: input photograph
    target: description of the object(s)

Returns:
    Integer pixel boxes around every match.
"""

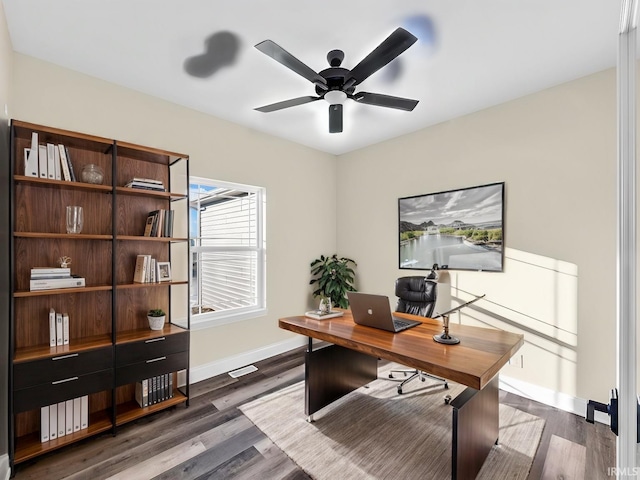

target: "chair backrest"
[395,276,437,317]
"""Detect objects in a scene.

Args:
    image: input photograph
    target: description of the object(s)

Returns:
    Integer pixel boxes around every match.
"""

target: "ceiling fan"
[254,27,419,133]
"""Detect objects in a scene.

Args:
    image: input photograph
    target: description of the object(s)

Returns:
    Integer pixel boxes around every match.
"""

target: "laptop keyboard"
[393,319,412,329]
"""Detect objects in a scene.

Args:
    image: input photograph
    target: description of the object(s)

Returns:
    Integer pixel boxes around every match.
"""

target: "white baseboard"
[500,375,610,425]
[0,453,10,480]
[189,336,307,384]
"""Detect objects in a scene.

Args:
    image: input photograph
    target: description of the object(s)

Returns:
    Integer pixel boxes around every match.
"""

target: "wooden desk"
[279,310,524,480]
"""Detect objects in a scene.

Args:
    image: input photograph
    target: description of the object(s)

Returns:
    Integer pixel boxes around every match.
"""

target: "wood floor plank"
[105,439,207,480]
[540,434,586,480]
[151,425,265,480]
[211,364,304,410]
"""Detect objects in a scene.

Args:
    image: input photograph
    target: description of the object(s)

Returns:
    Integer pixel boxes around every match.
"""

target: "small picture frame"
[156,262,172,282]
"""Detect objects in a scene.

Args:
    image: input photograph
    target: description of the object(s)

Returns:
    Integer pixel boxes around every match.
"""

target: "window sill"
[191,307,268,330]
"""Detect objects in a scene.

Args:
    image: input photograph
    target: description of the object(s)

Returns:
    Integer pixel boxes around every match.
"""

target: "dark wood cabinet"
[8,120,190,467]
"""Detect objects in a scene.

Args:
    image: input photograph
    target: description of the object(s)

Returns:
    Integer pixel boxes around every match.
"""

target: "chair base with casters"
[388,367,448,394]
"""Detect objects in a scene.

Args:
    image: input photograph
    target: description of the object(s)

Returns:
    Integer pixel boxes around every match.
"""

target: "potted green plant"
[147,308,166,331]
[310,254,357,309]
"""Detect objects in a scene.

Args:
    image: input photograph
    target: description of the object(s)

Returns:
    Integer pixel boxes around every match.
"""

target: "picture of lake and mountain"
[399,183,504,272]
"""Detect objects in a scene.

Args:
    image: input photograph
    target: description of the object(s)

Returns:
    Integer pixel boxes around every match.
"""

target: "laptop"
[347,292,422,333]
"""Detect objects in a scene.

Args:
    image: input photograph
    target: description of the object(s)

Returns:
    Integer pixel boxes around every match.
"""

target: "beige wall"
[336,69,617,403]
[10,53,337,367]
[0,0,11,459]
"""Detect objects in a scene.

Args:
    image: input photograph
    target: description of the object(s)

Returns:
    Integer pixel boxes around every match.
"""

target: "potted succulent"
[147,308,166,331]
[310,254,357,309]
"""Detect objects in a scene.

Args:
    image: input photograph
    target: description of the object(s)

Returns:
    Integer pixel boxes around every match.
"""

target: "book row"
[40,395,88,443]
[143,209,174,237]
[133,255,171,283]
[24,132,77,182]
[48,308,69,347]
[135,373,174,408]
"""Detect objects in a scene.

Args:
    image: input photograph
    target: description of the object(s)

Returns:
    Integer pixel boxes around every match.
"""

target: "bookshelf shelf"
[9,119,190,468]
[115,390,188,426]
[14,285,113,297]
[14,334,113,363]
[14,410,112,463]
[14,175,114,193]
[14,232,113,240]
[116,235,188,242]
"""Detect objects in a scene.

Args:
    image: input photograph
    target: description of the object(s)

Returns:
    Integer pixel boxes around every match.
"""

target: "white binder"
[63,313,69,345]
[49,404,57,440]
[38,144,48,179]
[49,308,56,347]
[57,402,66,438]
[40,406,49,443]
[65,399,73,435]
[25,132,39,177]
[80,395,88,429]
[73,397,81,432]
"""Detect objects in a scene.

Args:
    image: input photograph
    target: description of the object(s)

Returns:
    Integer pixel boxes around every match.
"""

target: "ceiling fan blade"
[329,104,343,133]
[351,92,419,111]
[255,96,321,113]
[346,28,417,87]
[255,40,328,90]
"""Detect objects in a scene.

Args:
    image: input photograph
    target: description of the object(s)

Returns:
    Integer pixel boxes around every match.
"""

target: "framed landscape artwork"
[398,182,505,272]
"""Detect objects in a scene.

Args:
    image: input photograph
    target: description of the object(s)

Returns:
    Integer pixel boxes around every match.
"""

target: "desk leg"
[451,375,499,480]
[305,339,378,418]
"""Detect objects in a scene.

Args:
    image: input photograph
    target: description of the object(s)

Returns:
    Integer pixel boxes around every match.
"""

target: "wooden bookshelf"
[9,120,191,468]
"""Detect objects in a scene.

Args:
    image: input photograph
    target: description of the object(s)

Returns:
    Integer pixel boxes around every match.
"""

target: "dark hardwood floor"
[12,346,615,479]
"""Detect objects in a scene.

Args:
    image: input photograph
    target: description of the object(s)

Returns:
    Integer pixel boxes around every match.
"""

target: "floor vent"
[228,365,258,378]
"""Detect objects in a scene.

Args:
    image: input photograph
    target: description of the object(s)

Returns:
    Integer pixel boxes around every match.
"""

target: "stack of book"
[30,267,85,291]
[143,209,174,237]
[124,177,165,192]
[24,132,77,181]
[135,373,174,408]
[40,395,88,443]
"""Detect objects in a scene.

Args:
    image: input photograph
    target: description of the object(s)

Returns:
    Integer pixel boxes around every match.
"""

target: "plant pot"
[147,315,165,331]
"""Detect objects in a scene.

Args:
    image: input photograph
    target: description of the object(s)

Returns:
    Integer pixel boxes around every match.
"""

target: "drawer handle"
[146,356,167,364]
[52,353,79,361]
[145,337,166,344]
[52,376,79,385]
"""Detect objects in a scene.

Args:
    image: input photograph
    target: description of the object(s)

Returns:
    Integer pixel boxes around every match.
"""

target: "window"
[189,177,266,328]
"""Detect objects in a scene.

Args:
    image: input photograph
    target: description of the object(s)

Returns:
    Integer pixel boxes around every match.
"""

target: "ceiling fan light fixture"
[324,90,347,105]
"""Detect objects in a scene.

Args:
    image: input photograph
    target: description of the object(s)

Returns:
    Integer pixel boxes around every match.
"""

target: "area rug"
[240,365,545,480]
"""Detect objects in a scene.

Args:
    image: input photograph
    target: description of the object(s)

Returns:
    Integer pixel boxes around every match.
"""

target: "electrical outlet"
[508,354,524,368]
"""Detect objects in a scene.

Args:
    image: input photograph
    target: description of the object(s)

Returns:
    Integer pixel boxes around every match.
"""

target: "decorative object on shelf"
[319,296,332,314]
[65,206,84,234]
[58,256,72,268]
[80,164,104,184]
[310,254,357,309]
[147,309,166,331]
[157,262,172,282]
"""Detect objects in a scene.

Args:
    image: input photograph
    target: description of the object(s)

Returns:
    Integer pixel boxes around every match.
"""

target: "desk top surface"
[279,310,524,390]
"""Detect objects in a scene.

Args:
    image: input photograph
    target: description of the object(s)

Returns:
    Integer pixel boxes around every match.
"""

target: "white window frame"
[190,176,267,329]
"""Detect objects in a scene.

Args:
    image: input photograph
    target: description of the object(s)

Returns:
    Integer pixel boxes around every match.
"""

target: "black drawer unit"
[115,351,188,386]
[13,347,113,390]
[116,332,189,367]
[14,369,113,413]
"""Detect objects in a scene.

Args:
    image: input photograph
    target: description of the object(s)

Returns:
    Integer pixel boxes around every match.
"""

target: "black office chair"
[389,275,449,394]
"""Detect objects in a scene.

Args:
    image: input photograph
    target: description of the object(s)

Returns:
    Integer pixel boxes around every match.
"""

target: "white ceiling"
[2,0,622,155]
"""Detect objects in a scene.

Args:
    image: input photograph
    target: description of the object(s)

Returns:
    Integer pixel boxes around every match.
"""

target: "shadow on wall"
[439,247,579,397]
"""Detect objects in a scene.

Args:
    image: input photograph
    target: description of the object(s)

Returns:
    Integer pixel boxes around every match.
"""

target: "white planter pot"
[147,315,165,331]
